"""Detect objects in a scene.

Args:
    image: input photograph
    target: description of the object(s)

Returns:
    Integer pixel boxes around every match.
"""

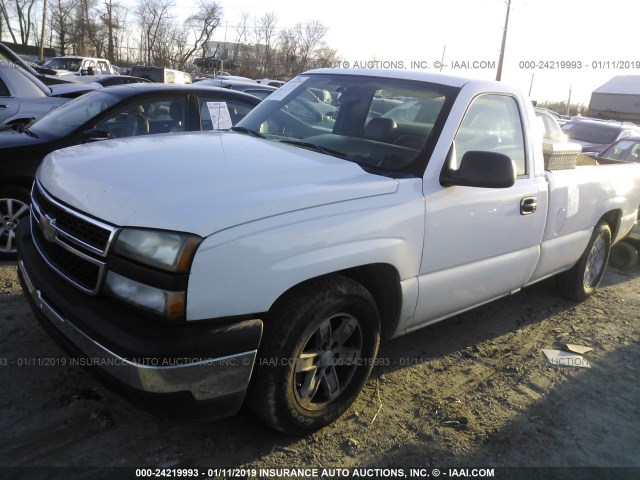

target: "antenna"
[496,0,511,81]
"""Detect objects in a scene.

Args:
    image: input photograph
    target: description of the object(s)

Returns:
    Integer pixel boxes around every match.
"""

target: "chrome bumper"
[18,259,257,401]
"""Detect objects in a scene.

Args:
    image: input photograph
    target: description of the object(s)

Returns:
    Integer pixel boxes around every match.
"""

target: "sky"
[143,0,640,105]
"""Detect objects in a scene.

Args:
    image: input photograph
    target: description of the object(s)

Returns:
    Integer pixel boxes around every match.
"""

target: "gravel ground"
[0,260,638,480]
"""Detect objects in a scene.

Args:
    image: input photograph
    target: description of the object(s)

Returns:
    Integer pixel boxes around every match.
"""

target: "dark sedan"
[0,83,261,258]
[561,118,640,155]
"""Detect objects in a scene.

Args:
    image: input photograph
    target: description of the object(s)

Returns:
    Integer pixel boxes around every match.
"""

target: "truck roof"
[304,68,524,97]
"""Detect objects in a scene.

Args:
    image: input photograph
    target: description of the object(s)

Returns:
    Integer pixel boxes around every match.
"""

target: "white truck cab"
[41,56,117,76]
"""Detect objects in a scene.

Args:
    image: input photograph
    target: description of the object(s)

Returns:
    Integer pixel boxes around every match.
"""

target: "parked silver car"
[0,64,70,128]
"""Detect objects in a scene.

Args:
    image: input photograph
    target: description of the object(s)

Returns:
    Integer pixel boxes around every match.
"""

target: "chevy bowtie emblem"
[41,214,57,242]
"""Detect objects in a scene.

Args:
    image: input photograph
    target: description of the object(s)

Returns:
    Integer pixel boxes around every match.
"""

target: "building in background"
[589,76,640,124]
[1,41,57,63]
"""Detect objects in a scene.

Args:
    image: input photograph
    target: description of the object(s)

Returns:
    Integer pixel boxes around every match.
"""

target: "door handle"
[520,196,537,215]
[0,104,9,108]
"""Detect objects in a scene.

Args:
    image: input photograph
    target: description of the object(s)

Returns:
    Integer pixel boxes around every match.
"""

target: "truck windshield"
[235,73,457,176]
[42,57,82,71]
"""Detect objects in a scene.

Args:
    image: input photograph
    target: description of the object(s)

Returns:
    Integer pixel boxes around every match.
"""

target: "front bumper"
[16,220,262,414]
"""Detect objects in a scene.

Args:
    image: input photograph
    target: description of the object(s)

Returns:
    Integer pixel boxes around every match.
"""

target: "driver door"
[413,94,546,326]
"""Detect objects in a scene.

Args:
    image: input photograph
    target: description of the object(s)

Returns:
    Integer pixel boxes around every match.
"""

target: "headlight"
[113,228,202,272]
[108,228,202,321]
[104,271,185,321]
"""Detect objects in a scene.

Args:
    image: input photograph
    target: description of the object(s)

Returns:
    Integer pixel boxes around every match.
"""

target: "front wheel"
[0,186,31,260]
[248,276,380,435]
[558,221,611,301]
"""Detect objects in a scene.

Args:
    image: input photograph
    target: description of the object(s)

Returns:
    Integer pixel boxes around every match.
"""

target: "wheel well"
[340,264,402,339]
[267,264,402,340]
[0,177,33,193]
[600,209,621,241]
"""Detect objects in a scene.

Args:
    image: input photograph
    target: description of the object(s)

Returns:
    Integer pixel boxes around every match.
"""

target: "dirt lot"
[0,259,639,478]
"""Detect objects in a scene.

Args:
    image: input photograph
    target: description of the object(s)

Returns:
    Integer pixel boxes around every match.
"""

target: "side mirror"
[440,149,516,188]
[82,128,111,142]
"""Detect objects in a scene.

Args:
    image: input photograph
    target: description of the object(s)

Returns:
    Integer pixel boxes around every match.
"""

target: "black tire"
[248,275,380,435]
[609,241,639,270]
[557,221,611,301]
[0,186,31,260]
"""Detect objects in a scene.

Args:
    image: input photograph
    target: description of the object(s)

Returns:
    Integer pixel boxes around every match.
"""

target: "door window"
[455,95,526,175]
[199,98,254,129]
[96,97,187,137]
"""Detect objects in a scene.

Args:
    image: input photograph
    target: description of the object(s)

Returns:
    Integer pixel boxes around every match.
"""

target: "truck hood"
[38,131,399,236]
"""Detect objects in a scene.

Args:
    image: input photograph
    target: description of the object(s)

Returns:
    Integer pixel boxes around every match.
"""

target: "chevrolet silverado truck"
[16,69,640,434]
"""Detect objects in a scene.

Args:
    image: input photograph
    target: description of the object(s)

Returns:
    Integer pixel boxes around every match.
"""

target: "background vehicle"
[255,78,286,88]
[0,42,72,86]
[16,69,640,435]
[41,56,118,76]
[561,118,640,155]
[71,75,152,87]
[129,66,192,84]
[193,56,240,70]
[535,107,568,142]
[195,78,277,100]
[593,135,640,164]
[0,84,261,259]
[0,64,70,128]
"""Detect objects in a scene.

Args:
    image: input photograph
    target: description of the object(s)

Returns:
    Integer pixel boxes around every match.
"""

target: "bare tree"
[294,20,328,73]
[136,0,173,65]
[49,0,74,54]
[110,3,128,63]
[1,0,38,44]
[257,11,277,76]
[173,0,222,70]
[312,44,339,69]
[230,11,249,65]
[0,1,18,43]
[278,26,299,77]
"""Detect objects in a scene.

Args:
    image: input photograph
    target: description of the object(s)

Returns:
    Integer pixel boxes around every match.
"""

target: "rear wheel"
[248,276,380,435]
[0,187,31,260]
[558,221,611,301]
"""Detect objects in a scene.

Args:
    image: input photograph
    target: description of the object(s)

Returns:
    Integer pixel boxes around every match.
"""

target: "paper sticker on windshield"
[265,76,309,101]
[206,102,233,130]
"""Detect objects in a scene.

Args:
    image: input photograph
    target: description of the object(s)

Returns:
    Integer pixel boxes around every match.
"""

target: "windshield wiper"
[277,139,347,159]
[230,126,265,138]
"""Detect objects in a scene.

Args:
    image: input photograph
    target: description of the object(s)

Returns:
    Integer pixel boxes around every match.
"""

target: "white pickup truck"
[39,56,118,76]
[16,69,640,434]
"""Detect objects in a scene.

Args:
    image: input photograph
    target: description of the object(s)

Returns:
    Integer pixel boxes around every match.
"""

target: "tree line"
[0,0,339,79]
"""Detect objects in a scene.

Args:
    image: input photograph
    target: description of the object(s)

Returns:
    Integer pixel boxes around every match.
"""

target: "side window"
[0,78,10,97]
[95,97,187,138]
[199,98,254,129]
[455,95,526,175]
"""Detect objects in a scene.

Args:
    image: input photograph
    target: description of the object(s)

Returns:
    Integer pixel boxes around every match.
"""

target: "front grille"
[31,182,118,295]
[32,186,112,254]
[32,224,101,292]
